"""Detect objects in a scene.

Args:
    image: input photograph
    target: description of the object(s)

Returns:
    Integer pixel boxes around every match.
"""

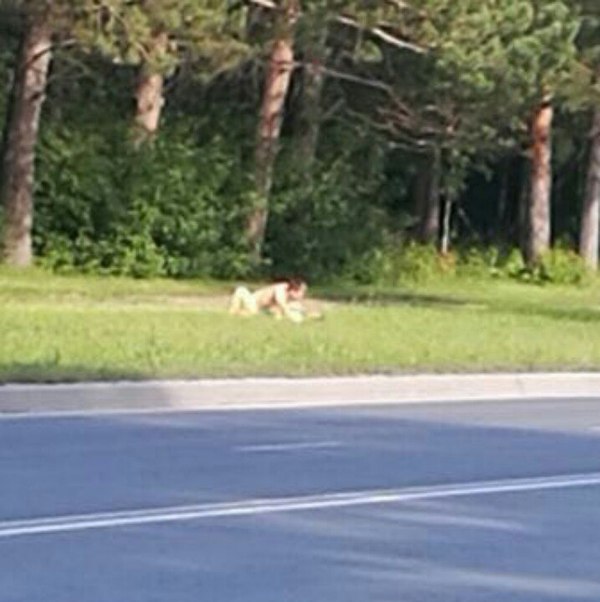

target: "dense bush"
[527,246,591,285]
[34,122,253,278]
[9,55,591,286]
[29,116,596,287]
[32,121,396,280]
[266,161,387,281]
[0,46,13,235]
[346,241,455,285]
[343,243,593,287]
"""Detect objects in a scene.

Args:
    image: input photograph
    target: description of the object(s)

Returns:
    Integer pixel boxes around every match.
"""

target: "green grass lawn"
[2,267,600,382]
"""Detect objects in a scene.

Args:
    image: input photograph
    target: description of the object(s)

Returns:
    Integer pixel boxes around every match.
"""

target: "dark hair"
[274,276,306,291]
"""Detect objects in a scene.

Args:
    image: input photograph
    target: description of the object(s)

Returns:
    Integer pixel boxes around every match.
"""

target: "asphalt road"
[1,398,600,602]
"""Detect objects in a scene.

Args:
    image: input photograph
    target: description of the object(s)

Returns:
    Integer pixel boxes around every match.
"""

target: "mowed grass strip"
[2,270,600,381]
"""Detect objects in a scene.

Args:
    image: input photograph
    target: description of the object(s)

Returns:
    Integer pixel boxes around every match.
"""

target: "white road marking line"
[236,441,342,453]
[2,472,600,540]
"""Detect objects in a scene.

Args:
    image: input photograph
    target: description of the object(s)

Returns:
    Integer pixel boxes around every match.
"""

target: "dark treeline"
[1,0,600,283]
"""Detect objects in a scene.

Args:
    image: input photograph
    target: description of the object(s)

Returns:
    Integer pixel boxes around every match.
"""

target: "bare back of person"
[229,278,308,322]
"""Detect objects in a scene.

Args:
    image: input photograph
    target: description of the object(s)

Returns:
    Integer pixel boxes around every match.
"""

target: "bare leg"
[229,287,258,315]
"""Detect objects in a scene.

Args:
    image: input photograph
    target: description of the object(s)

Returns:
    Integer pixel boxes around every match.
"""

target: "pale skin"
[229,281,308,322]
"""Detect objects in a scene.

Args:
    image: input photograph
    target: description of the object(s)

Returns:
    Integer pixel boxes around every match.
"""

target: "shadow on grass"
[484,299,600,325]
[317,287,469,309]
[318,284,600,325]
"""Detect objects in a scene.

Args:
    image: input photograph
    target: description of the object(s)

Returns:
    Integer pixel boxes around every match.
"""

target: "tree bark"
[440,194,453,255]
[1,14,52,267]
[579,106,600,270]
[525,97,553,267]
[248,0,299,265]
[414,147,441,245]
[133,32,168,146]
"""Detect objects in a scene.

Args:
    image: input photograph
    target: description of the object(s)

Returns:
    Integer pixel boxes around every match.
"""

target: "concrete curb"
[1,372,600,417]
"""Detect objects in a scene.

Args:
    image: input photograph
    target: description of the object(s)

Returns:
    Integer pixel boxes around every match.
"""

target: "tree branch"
[335,15,427,55]
[244,0,428,55]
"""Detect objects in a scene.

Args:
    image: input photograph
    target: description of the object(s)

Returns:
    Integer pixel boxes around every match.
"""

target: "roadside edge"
[1,372,599,416]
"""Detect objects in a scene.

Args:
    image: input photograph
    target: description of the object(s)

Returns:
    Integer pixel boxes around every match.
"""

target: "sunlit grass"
[0,266,228,302]
[2,268,600,382]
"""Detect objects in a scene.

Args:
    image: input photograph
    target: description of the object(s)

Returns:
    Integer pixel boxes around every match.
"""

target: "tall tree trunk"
[414,147,441,245]
[440,194,453,255]
[248,0,298,265]
[133,32,168,146]
[525,97,553,267]
[1,14,52,267]
[579,106,600,270]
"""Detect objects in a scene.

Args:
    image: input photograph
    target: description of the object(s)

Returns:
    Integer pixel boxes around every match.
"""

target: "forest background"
[2,1,600,381]
[1,0,600,284]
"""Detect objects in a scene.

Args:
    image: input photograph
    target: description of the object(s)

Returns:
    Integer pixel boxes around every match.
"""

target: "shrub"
[266,162,387,281]
[346,242,456,286]
[497,244,590,285]
[533,247,591,285]
[344,243,593,288]
[456,246,503,279]
[33,121,253,278]
[502,248,528,279]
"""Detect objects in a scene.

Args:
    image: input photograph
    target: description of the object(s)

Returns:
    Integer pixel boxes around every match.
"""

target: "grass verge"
[2,268,600,382]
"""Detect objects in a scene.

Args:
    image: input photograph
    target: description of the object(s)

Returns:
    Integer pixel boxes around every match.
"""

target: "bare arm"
[273,284,305,321]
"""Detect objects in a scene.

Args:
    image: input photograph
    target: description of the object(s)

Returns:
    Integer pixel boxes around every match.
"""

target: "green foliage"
[34,121,253,278]
[454,245,590,285]
[376,0,581,168]
[266,161,386,281]
[456,246,506,279]
[0,44,10,118]
[1,0,596,283]
[346,242,455,285]
[345,243,592,287]
[527,246,591,285]
[0,40,15,239]
[72,0,248,74]
[8,271,600,381]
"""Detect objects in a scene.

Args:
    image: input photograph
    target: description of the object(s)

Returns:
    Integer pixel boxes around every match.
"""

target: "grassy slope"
[1,268,600,382]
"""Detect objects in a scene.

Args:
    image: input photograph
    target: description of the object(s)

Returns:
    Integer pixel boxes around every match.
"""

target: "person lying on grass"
[229,278,320,323]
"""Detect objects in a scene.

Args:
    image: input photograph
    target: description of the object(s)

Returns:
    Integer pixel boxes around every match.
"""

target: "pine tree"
[1,1,53,266]
[248,0,300,264]
[575,0,600,269]
[73,0,247,144]
[359,0,580,257]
